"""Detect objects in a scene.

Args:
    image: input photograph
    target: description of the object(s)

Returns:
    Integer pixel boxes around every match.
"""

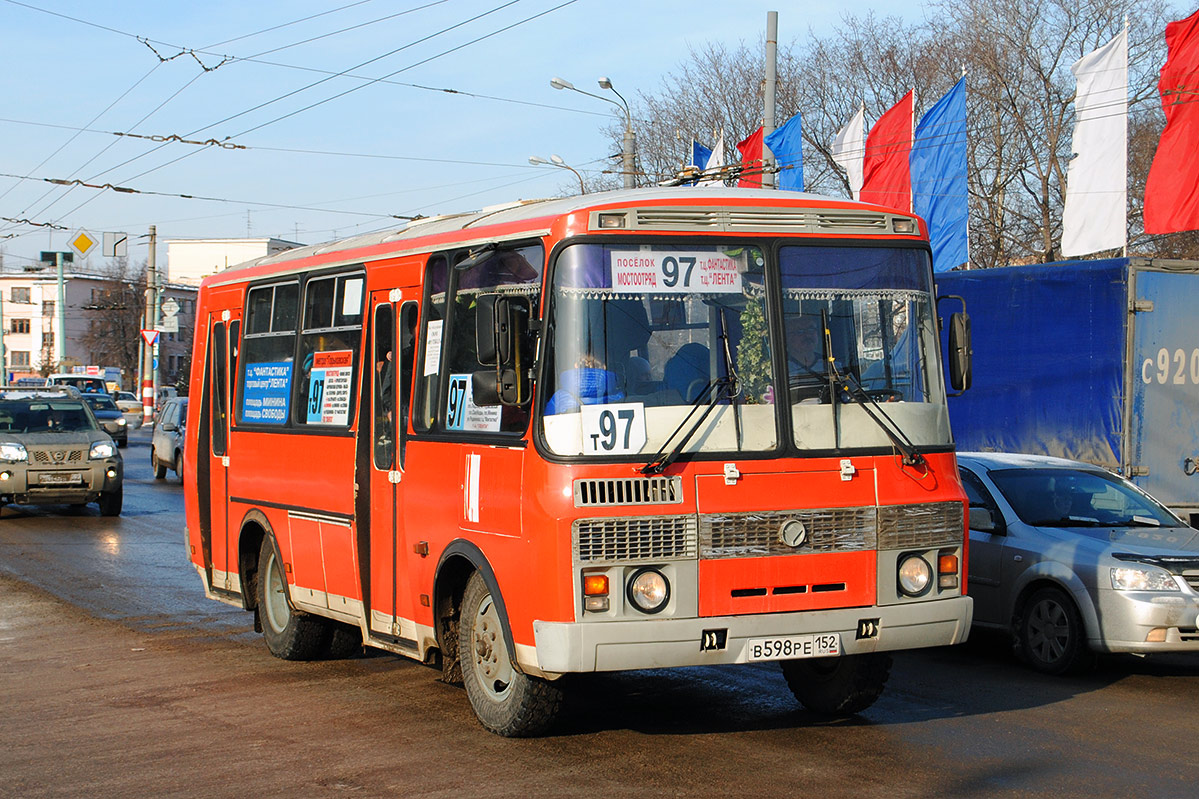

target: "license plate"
[746,633,841,662]
[38,472,83,485]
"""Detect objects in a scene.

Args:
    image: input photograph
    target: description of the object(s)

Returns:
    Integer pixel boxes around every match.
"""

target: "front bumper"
[1092,587,1199,654]
[0,459,123,505]
[531,595,973,675]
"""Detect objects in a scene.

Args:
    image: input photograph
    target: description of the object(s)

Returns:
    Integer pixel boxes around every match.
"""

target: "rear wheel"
[1017,587,1090,675]
[459,571,562,737]
[257,536,329,660]
[781,652,892,716]
[174,452,184,485]
[97,488,123,517]
[152,449,166,480]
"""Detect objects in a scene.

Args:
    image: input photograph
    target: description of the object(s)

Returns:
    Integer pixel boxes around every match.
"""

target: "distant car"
[81,393,128,447]
[114,391,141,414]
[959,452,1199,674]
[47,374,108,395]
[151,397,187,483]
[0,387,124,516]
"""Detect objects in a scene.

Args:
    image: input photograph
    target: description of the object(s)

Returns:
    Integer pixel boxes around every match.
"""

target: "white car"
[150,397,187,483]
[959,452,1199,674]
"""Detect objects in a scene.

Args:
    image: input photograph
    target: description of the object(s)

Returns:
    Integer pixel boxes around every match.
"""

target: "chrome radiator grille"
[877,502,964,549]
[700,507,877,558]
[574,515,697,562]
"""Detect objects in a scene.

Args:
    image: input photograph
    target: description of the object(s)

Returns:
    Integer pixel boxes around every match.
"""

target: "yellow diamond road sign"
[68,229,97,258]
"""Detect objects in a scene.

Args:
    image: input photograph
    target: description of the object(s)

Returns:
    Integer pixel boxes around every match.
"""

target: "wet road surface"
[3,428,1198,798]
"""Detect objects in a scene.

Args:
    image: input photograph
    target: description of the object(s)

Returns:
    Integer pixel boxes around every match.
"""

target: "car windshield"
[0,400,97,433]
[987,467,1183,528]
[85,396,119,412]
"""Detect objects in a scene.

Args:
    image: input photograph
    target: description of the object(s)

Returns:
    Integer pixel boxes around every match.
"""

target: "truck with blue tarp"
[937,257,1199,524]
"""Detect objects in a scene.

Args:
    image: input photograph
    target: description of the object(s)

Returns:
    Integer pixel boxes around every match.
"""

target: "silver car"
[959,452,1199,674]
[151,397,187,483]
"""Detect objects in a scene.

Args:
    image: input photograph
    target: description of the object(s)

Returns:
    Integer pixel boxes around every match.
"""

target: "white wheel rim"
[471,594,513,700]
[263,550,290,634]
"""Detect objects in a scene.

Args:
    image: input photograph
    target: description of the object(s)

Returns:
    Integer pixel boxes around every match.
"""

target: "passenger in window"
[545,353,624,414]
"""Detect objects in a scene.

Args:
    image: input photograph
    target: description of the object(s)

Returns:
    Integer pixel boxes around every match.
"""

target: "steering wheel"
[860,388,905,403]
[787,374,829,404]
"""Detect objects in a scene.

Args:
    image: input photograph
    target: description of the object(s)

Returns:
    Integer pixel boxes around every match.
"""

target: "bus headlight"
[897,554,932,596]
[627,568,670,614]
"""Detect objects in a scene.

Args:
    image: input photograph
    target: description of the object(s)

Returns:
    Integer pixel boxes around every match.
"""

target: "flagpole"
[963,66,971,269]
[910,87,916,214]
[763,11,778,189]
[1123,14,1130,258]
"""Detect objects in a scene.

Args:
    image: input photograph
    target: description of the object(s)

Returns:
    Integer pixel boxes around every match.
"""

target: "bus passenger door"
[365,292,418,640]
[204,315,239,593]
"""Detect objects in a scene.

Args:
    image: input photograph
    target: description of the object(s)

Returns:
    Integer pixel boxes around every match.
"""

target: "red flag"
[1145,10,1199,234]
[861,91,913,211]
[736,127,764,187]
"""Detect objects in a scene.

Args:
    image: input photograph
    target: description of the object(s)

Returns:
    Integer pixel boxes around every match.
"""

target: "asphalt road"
[3,428,1199,798]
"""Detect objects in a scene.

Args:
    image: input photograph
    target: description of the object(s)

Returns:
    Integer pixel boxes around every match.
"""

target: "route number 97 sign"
[610,251,742,294]
[581,403,646,455]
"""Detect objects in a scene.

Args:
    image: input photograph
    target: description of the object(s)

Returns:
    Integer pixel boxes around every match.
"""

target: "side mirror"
[968,506,1002,534]
[474,293,534,406]
[948,310,972,393]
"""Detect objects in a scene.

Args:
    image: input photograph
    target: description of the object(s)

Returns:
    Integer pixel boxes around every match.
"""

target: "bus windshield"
[540,241,951,458]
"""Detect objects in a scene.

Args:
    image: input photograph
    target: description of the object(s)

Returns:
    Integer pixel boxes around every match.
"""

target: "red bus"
[185,187,974,736]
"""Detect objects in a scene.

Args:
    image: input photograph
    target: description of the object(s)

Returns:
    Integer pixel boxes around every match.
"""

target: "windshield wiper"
[641,310,742,475]
[1112,515,1163,528]
[641,375,736,475]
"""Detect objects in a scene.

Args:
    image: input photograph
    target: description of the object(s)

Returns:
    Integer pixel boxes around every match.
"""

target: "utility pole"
[762,11,779,188]
[141,225,157,424]
[56,252,66,365]
[0,292,5,386]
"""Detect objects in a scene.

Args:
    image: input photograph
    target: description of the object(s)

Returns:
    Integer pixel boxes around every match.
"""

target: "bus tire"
[257,536,329,661]
[781,652,892,716]
[459,571,562,737]
[325,622,363,659]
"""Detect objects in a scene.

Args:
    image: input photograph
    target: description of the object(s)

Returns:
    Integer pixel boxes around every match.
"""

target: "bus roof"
[201,187,923,289]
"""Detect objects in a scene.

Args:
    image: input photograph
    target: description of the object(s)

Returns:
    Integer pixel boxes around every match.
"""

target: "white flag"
[1061,28,1128,257]
[697,132,725,186]
[831,106,866,200]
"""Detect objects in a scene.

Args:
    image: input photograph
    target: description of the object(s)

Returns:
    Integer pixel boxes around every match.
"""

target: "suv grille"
[31,448,86,464]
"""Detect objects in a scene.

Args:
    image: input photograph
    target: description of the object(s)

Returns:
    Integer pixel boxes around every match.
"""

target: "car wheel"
[781,652,892,716]
[256,536,329,661]
[98,488,123,517]
[152,448,166,480]
[175,451,184,485]
[459,571,562,737]
[117,435,127,448]
[1018,586,1090,675]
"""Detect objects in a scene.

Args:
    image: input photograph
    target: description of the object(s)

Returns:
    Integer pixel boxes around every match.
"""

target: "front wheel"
[781,652,892,716]
[1017,587,1090,675]
[175,452,184,485]
[256,536,329,661]
[152,449,166,480]
[459,571,562,737]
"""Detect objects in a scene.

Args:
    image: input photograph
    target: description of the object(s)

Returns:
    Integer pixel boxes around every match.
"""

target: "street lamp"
[551,76,636,190]
[529,155,586,194]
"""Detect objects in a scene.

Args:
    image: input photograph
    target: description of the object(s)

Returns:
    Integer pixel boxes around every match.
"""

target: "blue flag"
[911,78,968,271]
[764,112,805,191]
[691,140,712,169]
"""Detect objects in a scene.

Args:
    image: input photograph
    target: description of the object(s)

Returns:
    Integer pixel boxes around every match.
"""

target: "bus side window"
[372,304,395,469]
[413,256,448,433]
[398,301,418,463]
[296,273,364,428]
[238,282,298,427]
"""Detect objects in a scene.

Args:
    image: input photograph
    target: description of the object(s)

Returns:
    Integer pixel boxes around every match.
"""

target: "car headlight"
[1111,566,1180,592]
[89,441,116,460]
[0,442,27,462]
[116,417,127,426]
[897,554,933,596]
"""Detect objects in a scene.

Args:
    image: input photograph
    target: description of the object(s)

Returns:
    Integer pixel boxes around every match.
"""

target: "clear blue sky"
[0,0,915,270]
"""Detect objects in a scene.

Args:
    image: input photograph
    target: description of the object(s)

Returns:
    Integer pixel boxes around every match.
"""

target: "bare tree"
[607,0,1186,266]
[80,258,145,384]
